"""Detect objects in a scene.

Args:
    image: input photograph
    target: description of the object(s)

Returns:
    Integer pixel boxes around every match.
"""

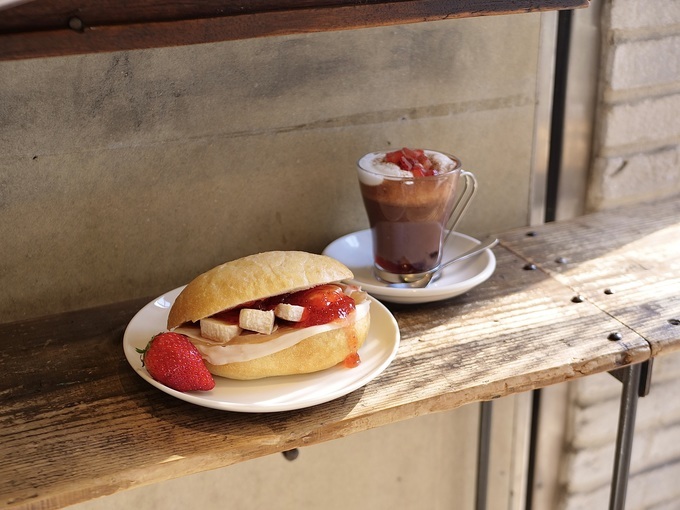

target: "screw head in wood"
[282,449,299,461]
[608,332,623,341]
[68,17,84,31]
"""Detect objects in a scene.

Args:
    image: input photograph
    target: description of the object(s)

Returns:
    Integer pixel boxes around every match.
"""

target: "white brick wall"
[590,146,680,206]
[609,36,680,94]
[586,0,680,210]
[562,460,680,510]
[609,0,680,31]
[600,94,680,151]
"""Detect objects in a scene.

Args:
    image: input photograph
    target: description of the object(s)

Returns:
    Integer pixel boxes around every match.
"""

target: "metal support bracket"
[609,358,654,397]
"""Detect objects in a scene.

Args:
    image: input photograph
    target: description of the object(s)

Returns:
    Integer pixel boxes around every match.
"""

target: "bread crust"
[204,312,370,380]
[167,251,354,329]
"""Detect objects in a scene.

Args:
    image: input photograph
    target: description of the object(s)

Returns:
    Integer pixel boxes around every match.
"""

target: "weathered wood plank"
[0,0,589,61]
[0,246,648,510]
[500,193,680,357]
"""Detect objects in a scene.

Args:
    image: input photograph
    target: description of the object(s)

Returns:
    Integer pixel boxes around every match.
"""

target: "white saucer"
[322,229,496,304]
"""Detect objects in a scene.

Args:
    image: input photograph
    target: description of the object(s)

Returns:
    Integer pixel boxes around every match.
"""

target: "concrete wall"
[1,12,547,510]
[0,14,541,325]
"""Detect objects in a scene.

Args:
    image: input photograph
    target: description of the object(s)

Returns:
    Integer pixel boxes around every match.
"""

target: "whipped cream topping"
[358,150,457,185]
[175,300,371,365]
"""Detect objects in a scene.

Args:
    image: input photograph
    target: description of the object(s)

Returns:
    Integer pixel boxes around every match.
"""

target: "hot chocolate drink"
[357,148,475,281]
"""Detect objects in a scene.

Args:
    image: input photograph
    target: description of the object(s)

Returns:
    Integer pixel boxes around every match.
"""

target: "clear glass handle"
[443,170,478,246]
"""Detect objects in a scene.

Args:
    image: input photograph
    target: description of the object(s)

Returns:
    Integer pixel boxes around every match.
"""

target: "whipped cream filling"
[358,150,457,185]
[175,300,370,365]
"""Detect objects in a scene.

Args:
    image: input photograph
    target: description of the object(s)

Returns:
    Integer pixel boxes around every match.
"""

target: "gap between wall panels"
[526,2,602,508]
[544,9,573,224]
[524,8,574,506]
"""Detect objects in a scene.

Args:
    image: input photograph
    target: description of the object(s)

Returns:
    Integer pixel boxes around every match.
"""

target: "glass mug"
[357,149,477,284]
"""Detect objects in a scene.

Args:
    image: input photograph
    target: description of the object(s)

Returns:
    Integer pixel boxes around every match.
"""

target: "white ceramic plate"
[323,229,496,304]
[123,287,400,413]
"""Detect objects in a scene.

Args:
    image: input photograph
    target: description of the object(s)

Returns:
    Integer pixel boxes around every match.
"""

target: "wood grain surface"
[500,193,680,357]
[0,0,589,61]
[1,239,653,509]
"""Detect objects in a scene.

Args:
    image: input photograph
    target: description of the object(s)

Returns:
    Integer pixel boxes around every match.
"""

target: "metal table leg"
[608,360,653,510]
[475,360,652,510]
[476,400,493,510]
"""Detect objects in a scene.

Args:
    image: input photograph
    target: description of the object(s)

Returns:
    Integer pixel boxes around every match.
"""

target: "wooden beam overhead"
[0,0,589,60]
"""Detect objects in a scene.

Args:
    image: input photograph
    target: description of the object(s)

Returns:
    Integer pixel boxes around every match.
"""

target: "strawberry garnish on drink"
[137,332,215,392]
[385,147,437,177]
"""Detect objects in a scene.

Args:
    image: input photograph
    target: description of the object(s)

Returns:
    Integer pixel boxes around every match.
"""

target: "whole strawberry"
[137,332,215,392]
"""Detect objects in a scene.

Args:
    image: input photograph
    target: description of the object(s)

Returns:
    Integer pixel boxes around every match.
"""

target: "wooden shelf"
[3,193,679,510]
[0,0,588,60]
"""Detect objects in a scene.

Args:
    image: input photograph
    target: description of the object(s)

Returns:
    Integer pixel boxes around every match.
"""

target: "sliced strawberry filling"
[212,284,356,329]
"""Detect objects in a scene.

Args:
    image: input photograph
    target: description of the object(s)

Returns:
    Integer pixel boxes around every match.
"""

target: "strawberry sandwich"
[166,251,371,381]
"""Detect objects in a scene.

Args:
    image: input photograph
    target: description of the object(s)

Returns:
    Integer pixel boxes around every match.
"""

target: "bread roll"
[167,251,369,380]
[168,251,353,330]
